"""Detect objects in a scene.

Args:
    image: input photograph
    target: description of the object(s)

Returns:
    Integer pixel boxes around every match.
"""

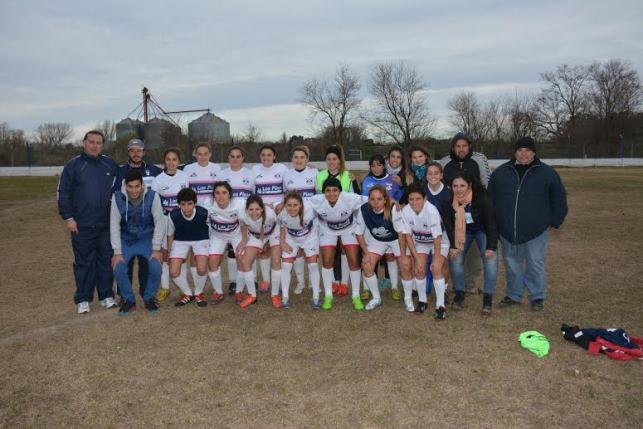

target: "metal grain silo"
[116,118,144,141]
[142,117,182,149]
[188,113,231,143]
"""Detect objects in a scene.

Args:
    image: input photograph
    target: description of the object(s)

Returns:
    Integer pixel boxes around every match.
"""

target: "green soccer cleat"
[322,296,333,311]
[352,296,364,311]
[360,288,371,301]
[390,288,401,301]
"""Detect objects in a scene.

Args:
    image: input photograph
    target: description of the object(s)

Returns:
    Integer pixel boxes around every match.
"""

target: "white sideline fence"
[1,159,643,176]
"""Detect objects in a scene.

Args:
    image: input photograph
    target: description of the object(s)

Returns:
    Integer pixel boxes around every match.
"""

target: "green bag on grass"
[519,331,550,357]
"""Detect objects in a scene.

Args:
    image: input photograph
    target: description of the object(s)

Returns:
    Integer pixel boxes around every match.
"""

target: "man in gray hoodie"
[110,170,165,314]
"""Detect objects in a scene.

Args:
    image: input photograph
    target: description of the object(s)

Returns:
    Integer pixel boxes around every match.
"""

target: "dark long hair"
[246,194,266,241]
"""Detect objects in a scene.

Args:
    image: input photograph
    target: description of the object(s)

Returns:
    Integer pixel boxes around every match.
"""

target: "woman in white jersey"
[252,145,288,293]
[236,194,282,309]
[283,145,318,296]
[219,146,255,296]
[151,148,190,302]
[401,183,449,320]
[309,177,367,311]
[278,191,321,309]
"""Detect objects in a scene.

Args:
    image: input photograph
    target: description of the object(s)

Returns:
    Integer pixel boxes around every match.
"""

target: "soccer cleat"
[352,296,364,311]
[156,287,170,303]
[195,293,208,307]
[118,301,136,315]
[100,297,117,309]
[175,294,193,307]
[258,281,270,294]
[452,291,465,310]
[228,282,237,296]
[404,297,415,312]
[498,296,521,307]
[481,293,493,316]
[311,299,321,310]
[365,298,382,311]
[414,301,428,314]
[210,293,224,305]
[332,282,340,295]
[530,299,544,312]
[235,292,244,305]
[271,295,282,309]
[322,296,333,310]
[294,283,305,295]
[390,288,401,301]
[77,301,90,314]
[281,299,290,309]
[360,288,371,300]
[435,306,447,320]
[337,284,349,296]
[145,300,159,313]
[380,278,391,290]
[239,295,257,309]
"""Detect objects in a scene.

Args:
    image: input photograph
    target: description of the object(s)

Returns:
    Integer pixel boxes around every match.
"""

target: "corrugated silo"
[188,113,231,143]
[116,118,144,141]
[142,117,182,149]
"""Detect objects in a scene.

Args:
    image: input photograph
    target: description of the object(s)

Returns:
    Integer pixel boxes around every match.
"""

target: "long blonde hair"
[283,191,304,227]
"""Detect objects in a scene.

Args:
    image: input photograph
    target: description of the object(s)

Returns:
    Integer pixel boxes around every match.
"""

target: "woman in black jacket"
[442,172,498,315]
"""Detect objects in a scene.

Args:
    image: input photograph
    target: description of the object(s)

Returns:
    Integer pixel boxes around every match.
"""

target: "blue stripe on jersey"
[256,182,284,196]
[249,223,276,238]
[160,195,178,213]
[210,220,239,234]
[412,230,434,243]
[190,181,215,195]
[287,220,314,238]
[323,213,354,231]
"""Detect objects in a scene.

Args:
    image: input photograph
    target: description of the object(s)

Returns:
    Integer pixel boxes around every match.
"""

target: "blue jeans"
[113,237,161,304]
[448,230,498,295]
[500,230,549,302]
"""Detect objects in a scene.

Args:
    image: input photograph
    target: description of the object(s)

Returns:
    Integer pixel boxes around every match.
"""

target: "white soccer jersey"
[283,167,318,201]
[184,161,222,207]
[207,199,245,236]
[252,163,288,206]
[401,201,443,245]
[151,170,190,214]
[309,192,367,236]
[220,167,255,201]
[278,204,318,241]
[240,205,279,239]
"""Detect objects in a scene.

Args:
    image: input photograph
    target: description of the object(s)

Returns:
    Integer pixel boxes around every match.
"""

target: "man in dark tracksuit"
[488,136,568,311]
[57,130,119,314]
[114,138,162,298]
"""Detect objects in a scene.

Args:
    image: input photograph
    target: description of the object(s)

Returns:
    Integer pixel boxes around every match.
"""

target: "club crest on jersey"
[256,174,263,179]
[306,178,314,184]
[210,172,217,177]
[275,174,281,178]
[340,210,350,217]
[372,227,391,238]
[243,178,250,185]
[287,180,294,185]
[190,172,198,177]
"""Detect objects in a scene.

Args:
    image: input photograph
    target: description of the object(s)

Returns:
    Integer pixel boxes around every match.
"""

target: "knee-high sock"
[401,278,414,301]
[365,274,380,301]
[294,256,305,287]
[227,256,237,283]
[387,260,399,290]
[194,273,207,295]
[271,268,281,296]
[190,266,201,290]
[321,267,334,297]
[414,277,427,303]
[235,269,246,294]
[259,258,271,283]
[181,263,189,287]
[434,277,446,308]
[208,269,223,295]
[172,269,192,296]
[281,262,293,301]
[341,253,349,285]
[161,262,170,290]
[309,262,320,301]
[350,270,362,298]
[243,270,257,297]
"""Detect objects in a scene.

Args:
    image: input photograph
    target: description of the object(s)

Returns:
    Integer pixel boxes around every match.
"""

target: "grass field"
[0,169,642,428]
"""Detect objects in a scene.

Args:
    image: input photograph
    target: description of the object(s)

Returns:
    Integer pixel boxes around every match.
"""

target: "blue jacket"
[57,152,118,228]
[115,161,162,191]
[114,189,156,243]
[488,158,568,245]
[361,174,403,201]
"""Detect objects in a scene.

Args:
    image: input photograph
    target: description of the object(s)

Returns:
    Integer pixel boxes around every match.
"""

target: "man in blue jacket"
[57,130,119,314]
[488,136,568,311]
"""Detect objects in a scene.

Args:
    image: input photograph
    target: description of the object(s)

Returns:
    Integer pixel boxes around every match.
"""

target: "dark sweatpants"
[71,227,114,304]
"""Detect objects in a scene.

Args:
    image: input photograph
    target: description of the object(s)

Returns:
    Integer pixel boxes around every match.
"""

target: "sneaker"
[332,282,340,295]
[145,300,159,313]
[414,301,428,314]
[365,298,382,311]
[258,281,270,294]
[156,287,170,303]
[530,299,544,312]
[210,293,224,305]
[281,299,290,309]
[352,296,364,311]
[100,297,117,309]
[175,294,193,307]
[481,293,493,316]
[195,293,208,307]
[499,296,521,307]
[337,284,349,296]
[311,299,321,310]
[360,288,371,300]
[228,282,237,296]
[452,291,465,311]
[435,306,447,320]
[271,295,282,309]
[380,278,391,290]
[404,297,415,312]
[235,292,244,305]
[294,283,305,295]
[390,288,401,301]
[77,301,90,314]
[239,295,257,309]
[118,300,136,315]
[322,296,333,310]
[412,289,418,298]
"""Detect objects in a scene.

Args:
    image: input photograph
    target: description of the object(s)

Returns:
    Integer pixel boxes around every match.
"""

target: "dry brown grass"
[0,168,642,428]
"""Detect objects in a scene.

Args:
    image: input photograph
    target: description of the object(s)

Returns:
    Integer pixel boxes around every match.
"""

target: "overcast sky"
[1,0,642,141]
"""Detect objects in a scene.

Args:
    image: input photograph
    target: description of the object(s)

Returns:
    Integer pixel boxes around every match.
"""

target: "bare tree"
[483,97,508,144]
[365,61,433,149]
[241,123,263,144]
[504,93,538,142]
[94,120,116,144]
[36,122,72,146]
[0,123,27,166]
[588,59,642,120]
[300,64,362,147]
[447,91,489,142]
